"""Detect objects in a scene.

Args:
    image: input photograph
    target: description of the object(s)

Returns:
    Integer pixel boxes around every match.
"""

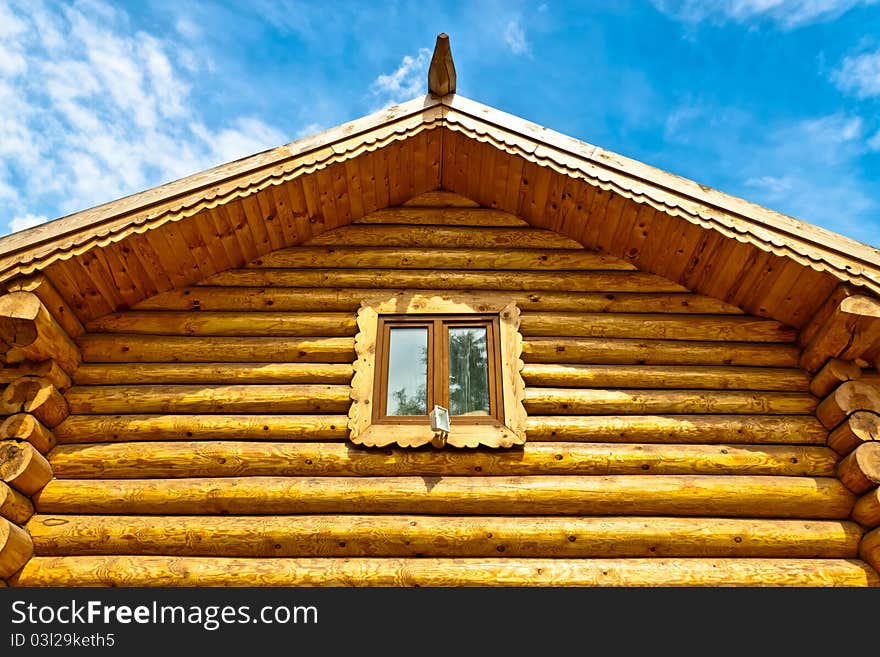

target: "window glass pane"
[386,327,428,416]
[448,326,490,416]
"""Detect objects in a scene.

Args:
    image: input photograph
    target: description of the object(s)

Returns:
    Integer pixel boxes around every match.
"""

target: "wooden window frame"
[348,292,527,449]
[372,314,503,425]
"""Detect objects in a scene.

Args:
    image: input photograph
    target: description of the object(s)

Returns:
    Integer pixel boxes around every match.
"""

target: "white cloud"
[504,19,530,55]
[9,213,48,233]
[0,1,289,236]
[833,49,880,98]
[745,175,795,199]
[371,48,430,109]
[653,0,877,29]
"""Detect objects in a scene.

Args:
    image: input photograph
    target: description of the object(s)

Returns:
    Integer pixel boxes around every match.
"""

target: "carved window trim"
[348,292,527,448]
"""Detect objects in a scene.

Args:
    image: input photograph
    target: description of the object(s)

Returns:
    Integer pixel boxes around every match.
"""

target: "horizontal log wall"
[25,197,877,587]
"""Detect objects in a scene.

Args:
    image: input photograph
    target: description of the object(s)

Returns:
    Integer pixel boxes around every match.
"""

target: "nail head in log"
[0,291,81,374]
[0,481,34,525]
[0,377,69,428]
[0,441,53,497]
[827,411,879,456]
[836,442,880,494]
[0,414,56,454]
[428,33,456,97]
[809,359,862,399]
[815,380,880,429]
[0,517,33,579]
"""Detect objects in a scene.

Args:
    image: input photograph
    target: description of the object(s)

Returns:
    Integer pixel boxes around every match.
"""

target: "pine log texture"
[73,362,354,386]
[827,411,879,456]
[11,556,878,587]
[136,287,742,315]
[520,313,795,342]
[0,482,33,524]
[5,274,85,339]
[27,514,861,558]
[33,475,854,518]
[810,359,862,398]
[800,295,880,373]
[852,487,880,527]
[525,415,827,444]
[354,208,523,226]
[77,335,354,363]
[428,33,456,96]
[0,517,33,579]
[0,291,81,373]
[54,414,349,443]
[251,246,630,270]
[0,377,68,428]
[301,225,584,249]
[65,384,351,414]
[0,441,53,496]
[836,442,880,494]
[525,388,816,415]
[86,312,357,336]
[522,338,800,367]
[815,381,880,429]
[860,527,880,574]
[522,363,808,391]
[0,414,56,453]
[47,441,837,479]
[0,360,72,391]
[202,268,688,293]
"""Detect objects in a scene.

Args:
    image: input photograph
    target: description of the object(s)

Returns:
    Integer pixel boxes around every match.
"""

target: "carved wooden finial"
[428,33,456,97]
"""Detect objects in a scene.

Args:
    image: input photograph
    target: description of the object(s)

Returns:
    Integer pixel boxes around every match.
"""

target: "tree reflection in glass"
[449,326,489,416]
[386,327,428,415]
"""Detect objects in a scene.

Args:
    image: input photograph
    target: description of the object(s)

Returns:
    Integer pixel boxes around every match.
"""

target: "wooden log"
[0,291,81,374]
[33,475,854,518]
[520,313,796,343]
[526,415,827,444]
[836,442,880,494]
[86,312,358,337]
[801,295,880,373]
[302,224,584,249]
[522,363,809,391]
[0,377,68,428]
[827,411,880,456]
[77,335,355,363]
[524,388,816,416]
[815,381,880,429]
[5,274,85,339]
[522,338,800,367]
[403,191,478,207]
[0,441,53,496]
[0,517,33,579]
[47,441,837,479]
[65,384,351,414]
[0,360,72,391]
[354,208,524,227]
[54,414,350,443]
[0,415,56,454]
[201,268,688,293]
[27,514,861,558]
[860,526,880,574]
[135,287,742,315]
[810,359,862,398]
[73,362,354,385]
[252,246,631,270]
[11,556,878,587]
[853,487,880,527]
[0,481,33,524]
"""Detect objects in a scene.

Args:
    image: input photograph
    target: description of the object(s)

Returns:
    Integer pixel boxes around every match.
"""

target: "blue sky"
[1,1,879,247]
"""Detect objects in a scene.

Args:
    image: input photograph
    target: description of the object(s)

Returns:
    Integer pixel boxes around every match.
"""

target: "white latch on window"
[429,405,450,448]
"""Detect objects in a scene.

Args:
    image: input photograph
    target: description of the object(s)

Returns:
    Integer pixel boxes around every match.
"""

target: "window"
[373,314,502,425]
[348,292,527,449]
